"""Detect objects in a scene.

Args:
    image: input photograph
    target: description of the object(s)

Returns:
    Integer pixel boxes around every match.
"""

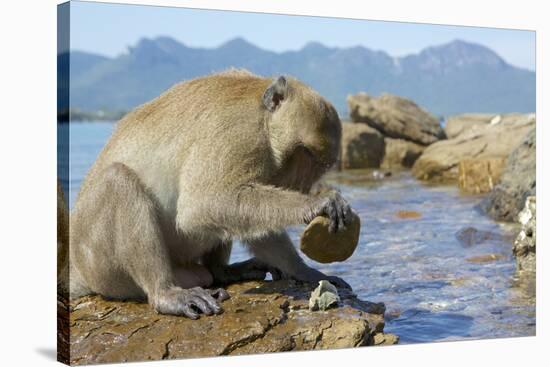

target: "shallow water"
[61,122,535,344]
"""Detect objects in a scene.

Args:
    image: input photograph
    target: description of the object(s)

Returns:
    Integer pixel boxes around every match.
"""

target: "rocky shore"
[483,128,536,221]
[60,280,396,365]
[60,93,535,362]
[340,93,444,170]
[341,91,536,281]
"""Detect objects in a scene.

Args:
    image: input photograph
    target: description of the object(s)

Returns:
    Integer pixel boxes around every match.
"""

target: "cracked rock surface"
[62,280,395,365]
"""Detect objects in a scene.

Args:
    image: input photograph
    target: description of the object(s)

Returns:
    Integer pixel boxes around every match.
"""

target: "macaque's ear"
[262,76,288,112]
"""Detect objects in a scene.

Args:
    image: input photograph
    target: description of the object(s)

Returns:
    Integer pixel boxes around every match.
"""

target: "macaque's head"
[263,76,342,191]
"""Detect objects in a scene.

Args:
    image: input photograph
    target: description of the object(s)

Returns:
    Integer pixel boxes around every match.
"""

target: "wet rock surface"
[513,196,536,272]
[412,115,534,183]
[348,93,444,146]
[483,128,536,222]
[66,280,391,365]
[340,122,385,169]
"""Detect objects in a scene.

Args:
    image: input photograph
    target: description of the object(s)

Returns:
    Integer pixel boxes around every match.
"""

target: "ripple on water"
[234,169,535,344]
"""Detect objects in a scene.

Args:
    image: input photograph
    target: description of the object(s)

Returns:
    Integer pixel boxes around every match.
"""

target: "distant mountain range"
[59,37,535,118]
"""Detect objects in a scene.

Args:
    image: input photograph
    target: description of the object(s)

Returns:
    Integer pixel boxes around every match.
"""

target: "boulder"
[513,196,536,272]
[347,93,444,145]
[300,212,361,263]
[483,128,536,221]
[381,138,425,168]
[457,158,506,194]
[444,113,496,139]
[61,280,393,365]
[340,122,385,169]
[412,116,534,183]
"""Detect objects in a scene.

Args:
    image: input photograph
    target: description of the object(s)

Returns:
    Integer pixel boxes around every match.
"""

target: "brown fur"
[69,69,349,318]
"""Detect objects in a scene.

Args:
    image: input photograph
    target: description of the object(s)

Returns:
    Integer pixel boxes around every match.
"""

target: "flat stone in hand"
[300,211,360,263]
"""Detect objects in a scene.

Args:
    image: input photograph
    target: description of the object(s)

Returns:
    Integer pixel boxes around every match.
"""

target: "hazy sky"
[69,1,536,71]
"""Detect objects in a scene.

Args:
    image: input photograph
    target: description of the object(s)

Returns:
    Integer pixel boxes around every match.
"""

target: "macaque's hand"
[312,190,352,233]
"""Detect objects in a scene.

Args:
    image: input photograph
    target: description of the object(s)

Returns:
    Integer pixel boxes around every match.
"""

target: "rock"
[455,227,502,247]
[444,113,496,139]
[57,293,70,364]
[381,138,425,168]
[300,213,361,263]
[457,158,506,194]
[372,332,400,346]
[483,128,536,221]
[309,280,340,311]
[412,115,534,183]
[395,210,422,219]
[371,170,392,180]
[466,254,506,263]
[65,280,389,365]
[513,196,536,272]
[340,122,385,169]
[347,93,444,146]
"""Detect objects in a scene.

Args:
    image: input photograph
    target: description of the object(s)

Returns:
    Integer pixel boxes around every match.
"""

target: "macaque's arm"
[177,183,351,239]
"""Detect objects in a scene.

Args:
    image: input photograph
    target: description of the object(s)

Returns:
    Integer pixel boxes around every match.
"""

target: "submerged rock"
[483,128,536,222]
[395,210,422,219]
[513,196,536,272]
[458,158,506,194]
[300,213,361,263]
[347,93,444,146]
[466,254,506,264]
[309,280,340,311]
[412,115,534,183]
[340,122,385,169]
[455,227,502,247]
[65,280,389,365]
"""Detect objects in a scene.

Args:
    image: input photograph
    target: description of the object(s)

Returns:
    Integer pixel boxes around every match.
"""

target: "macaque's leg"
[173,264,214,288]
[71,162,227,319]
[202,242,268,285]
[246,231,351,289]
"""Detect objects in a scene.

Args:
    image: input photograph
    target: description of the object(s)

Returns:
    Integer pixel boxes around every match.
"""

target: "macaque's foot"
[323,275,352,290]
[312,190,352,233]
[152,286,230,319]
[293,268,352,290]
[210,258,282,285]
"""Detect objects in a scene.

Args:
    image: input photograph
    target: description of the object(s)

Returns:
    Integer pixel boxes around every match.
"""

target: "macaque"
[68,69,351,319]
